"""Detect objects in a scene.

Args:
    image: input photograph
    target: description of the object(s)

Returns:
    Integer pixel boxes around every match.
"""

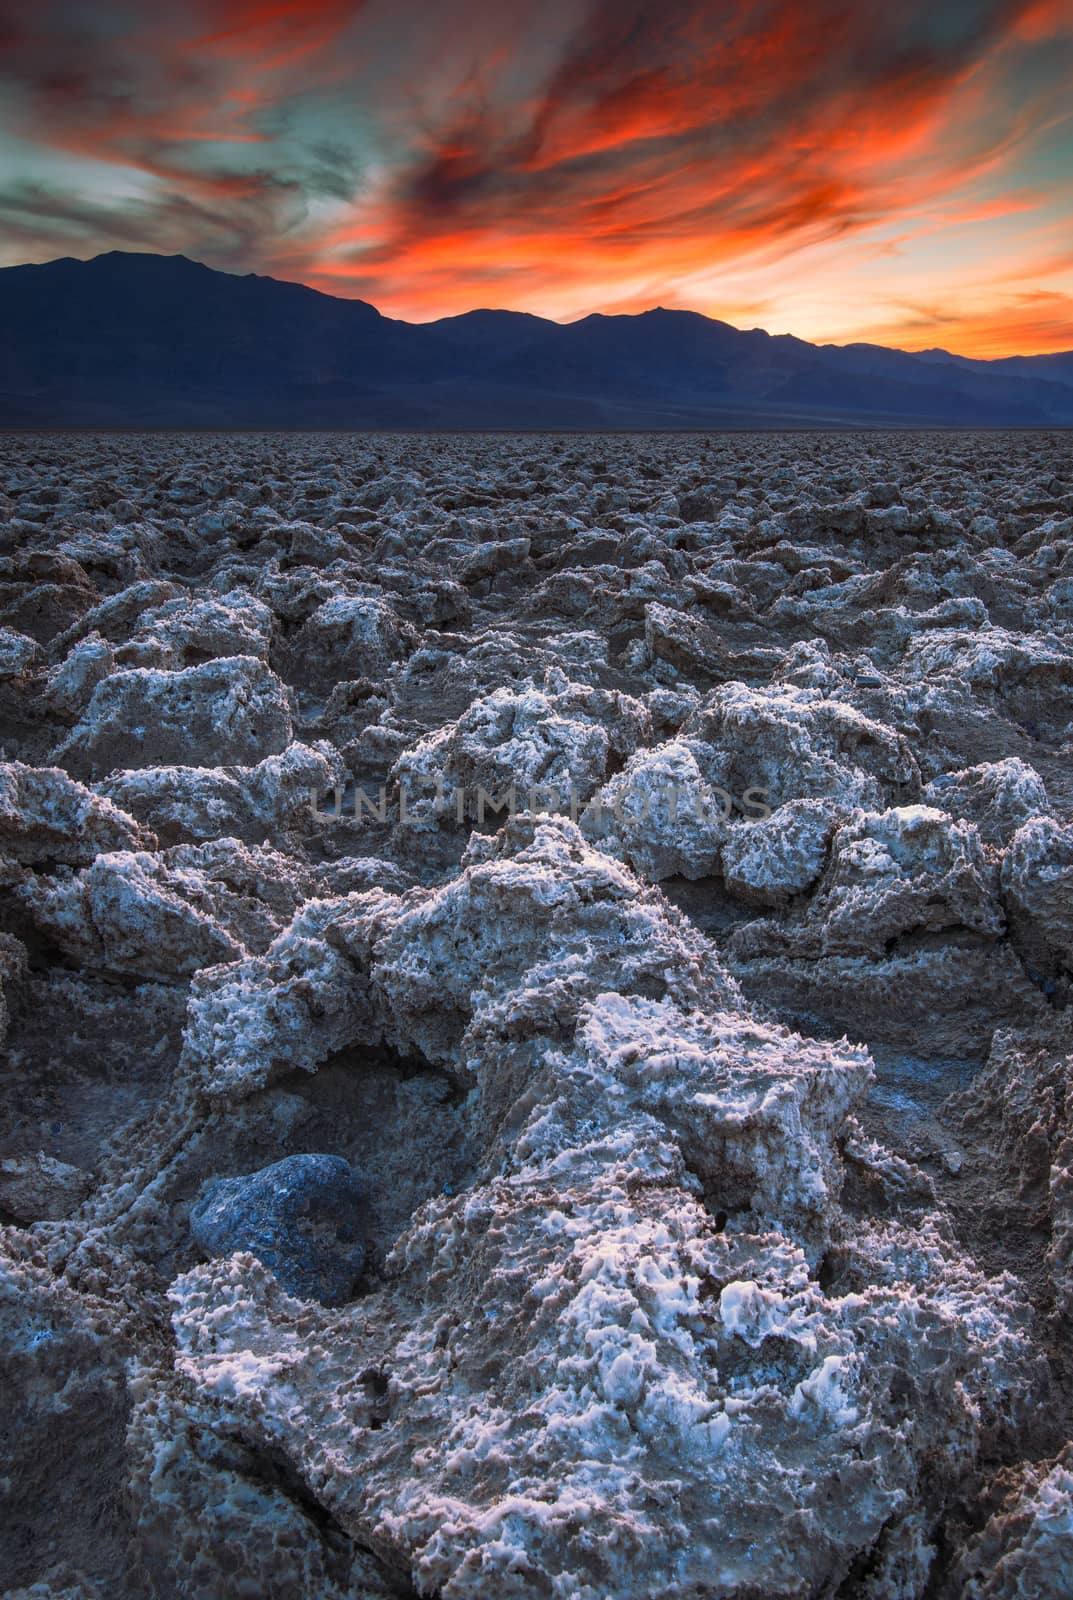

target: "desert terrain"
[1,429,1071,1598]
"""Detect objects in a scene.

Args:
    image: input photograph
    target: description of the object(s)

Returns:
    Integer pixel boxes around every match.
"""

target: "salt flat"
[1,429,1072,1598]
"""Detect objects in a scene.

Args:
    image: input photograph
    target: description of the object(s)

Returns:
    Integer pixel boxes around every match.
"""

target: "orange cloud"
[1,0,1071,355]
[850,292,1073,359]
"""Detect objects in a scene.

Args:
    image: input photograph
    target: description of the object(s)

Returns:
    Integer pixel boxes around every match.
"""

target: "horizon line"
[5,247,1071,367]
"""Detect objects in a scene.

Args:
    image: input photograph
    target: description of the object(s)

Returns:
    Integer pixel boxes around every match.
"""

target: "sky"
[1,0,1071,356]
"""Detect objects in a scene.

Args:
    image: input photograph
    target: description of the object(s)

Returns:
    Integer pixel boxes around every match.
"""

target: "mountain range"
[2,251,1071,429]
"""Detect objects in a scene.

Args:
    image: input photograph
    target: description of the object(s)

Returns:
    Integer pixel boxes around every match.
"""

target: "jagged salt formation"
[0,430,1071,1598]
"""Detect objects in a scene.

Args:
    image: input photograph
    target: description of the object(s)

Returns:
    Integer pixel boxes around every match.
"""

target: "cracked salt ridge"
[0,430,1072,1599]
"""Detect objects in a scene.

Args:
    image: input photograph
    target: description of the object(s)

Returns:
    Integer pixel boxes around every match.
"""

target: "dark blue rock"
[190,1154,368,1307]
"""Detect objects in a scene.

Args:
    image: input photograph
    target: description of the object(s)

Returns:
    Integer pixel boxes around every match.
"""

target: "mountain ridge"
[2,251,1071,428]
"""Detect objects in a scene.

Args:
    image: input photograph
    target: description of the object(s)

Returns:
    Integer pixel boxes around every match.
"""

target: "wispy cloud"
[1,0,1071,353]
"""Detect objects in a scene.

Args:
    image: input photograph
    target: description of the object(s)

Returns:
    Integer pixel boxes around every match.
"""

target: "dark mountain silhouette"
[2,251,1071,428]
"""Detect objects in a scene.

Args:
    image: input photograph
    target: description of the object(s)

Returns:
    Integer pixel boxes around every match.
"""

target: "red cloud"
[2,0,1071,354]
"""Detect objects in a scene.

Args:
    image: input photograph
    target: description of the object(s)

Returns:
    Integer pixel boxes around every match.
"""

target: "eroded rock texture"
[0,430,1071,1598]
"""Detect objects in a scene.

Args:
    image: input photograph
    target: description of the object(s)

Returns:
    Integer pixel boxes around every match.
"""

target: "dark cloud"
[0,0,1070,352]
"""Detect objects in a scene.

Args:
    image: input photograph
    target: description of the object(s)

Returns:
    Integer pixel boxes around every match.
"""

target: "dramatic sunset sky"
[1,0,1071,355]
